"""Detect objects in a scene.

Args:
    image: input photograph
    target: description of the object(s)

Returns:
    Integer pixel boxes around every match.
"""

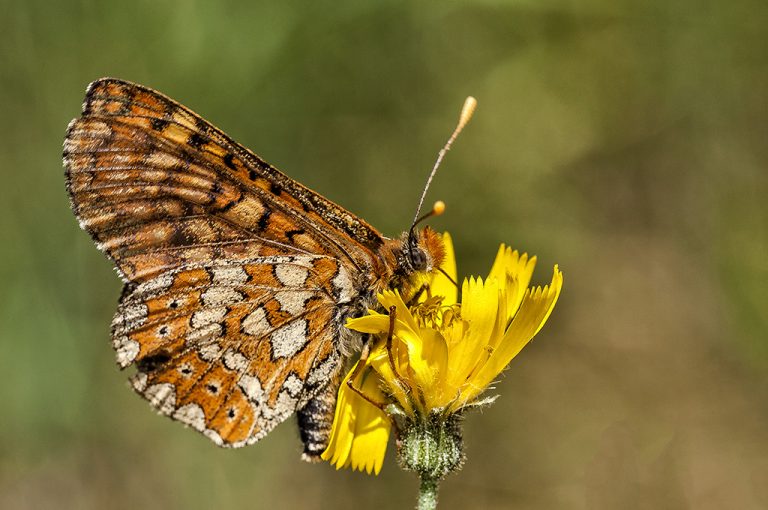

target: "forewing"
[63,78,385,282]
[115,254,358,447]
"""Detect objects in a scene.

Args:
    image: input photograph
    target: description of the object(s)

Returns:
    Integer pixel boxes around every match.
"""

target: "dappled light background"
[1,1,767,508]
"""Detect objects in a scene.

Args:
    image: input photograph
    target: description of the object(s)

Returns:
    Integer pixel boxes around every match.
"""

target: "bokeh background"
[1,1,767,508]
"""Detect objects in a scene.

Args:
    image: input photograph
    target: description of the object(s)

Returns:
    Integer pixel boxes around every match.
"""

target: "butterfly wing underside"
[63,78,388,449]
[114,255,354,447]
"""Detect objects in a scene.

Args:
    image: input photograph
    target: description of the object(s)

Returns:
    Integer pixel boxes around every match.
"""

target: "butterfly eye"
[409,246,428,271]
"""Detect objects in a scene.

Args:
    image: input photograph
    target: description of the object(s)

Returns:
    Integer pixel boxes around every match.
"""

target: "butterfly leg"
[345,338,387,411]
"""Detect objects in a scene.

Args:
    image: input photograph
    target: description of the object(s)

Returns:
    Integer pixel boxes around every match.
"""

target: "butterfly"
[62,78,460,460]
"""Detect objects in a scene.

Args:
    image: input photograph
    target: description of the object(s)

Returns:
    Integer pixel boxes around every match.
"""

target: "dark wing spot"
[270,182,282,195]
[187,132,206,149]
[248,169,258,180]
[169,300,179,309]
[137,353,171,372]
[285,229,304,241]
[159,326,169,336]
[150,118,169,131]
[223,153,237,170]
[168,228,190,246]
[195,118,210,135]
[119,282,139,302]
[227,408,236,419]
[257,208,272,231]
[206,383,219,394]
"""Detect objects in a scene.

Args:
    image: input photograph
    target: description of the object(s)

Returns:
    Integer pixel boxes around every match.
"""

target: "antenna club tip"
[459,96,477,127]
[432,200,446,216]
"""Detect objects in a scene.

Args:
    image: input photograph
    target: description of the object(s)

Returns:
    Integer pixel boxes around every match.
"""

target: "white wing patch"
[191,306,227,329]
[271,319,309,359]
[242,307,270,337]
[143,382,176,414]
[198,342,222,361]
[239,373,265,402]
[211,265,248,285]
[174,403,207,431]
[332,264,355,302]
[201,286,244,306]
[274,290,313,315]
[223,349,249,371]
[114,336,140,366]
[275,264,309,287]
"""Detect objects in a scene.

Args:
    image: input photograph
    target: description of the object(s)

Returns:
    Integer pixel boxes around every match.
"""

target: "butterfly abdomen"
[297,374,343,461]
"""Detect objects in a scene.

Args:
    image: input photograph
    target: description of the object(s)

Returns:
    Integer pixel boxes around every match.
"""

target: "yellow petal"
[369,344,415,416]
[487,244,509,283]
[345,314,390,335]
[489,246,537,321]
[490,281,509,352]
[376,320,448,414]
[430,232,458,305]
[378,290,420,335]
[463,265,563,403]
[321,361,362,468]
[346,378,391,475]
[322,361,391,474]
[443,276,499,401]
[411,327,449,410]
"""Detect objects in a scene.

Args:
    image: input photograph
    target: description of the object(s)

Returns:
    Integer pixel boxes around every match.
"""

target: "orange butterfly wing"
[113,256,352,447]
[65,78,385,281]
[64,78,388,450]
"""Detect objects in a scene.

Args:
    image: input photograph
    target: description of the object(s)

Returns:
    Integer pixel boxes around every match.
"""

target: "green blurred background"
[2,0,767,508]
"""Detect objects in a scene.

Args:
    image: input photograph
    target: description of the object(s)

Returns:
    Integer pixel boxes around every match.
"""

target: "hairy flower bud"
[398,414,465,480]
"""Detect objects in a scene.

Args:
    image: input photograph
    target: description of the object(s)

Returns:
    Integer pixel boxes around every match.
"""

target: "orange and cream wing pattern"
[62,78,388,456]
[114,255,354,447]
[63,78,386,283]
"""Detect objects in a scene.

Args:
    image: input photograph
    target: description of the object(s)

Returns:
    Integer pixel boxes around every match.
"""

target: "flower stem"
[417,475,439,510]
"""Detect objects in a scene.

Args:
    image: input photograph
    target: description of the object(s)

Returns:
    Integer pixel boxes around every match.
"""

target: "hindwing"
[113,255,359,447]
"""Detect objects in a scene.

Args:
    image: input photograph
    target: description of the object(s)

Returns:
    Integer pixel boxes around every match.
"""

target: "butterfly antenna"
[410,96,477,234]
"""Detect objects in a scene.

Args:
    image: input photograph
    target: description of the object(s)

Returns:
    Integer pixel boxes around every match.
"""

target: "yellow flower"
[322,233,563,474]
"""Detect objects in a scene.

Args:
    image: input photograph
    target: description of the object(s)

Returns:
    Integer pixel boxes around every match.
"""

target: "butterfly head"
[381,201,447,295]
[406,199,446,272]
[381,226,445,298]
[405,225,446,274]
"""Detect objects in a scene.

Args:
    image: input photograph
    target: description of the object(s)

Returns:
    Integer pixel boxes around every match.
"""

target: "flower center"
[410,296,462,329]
